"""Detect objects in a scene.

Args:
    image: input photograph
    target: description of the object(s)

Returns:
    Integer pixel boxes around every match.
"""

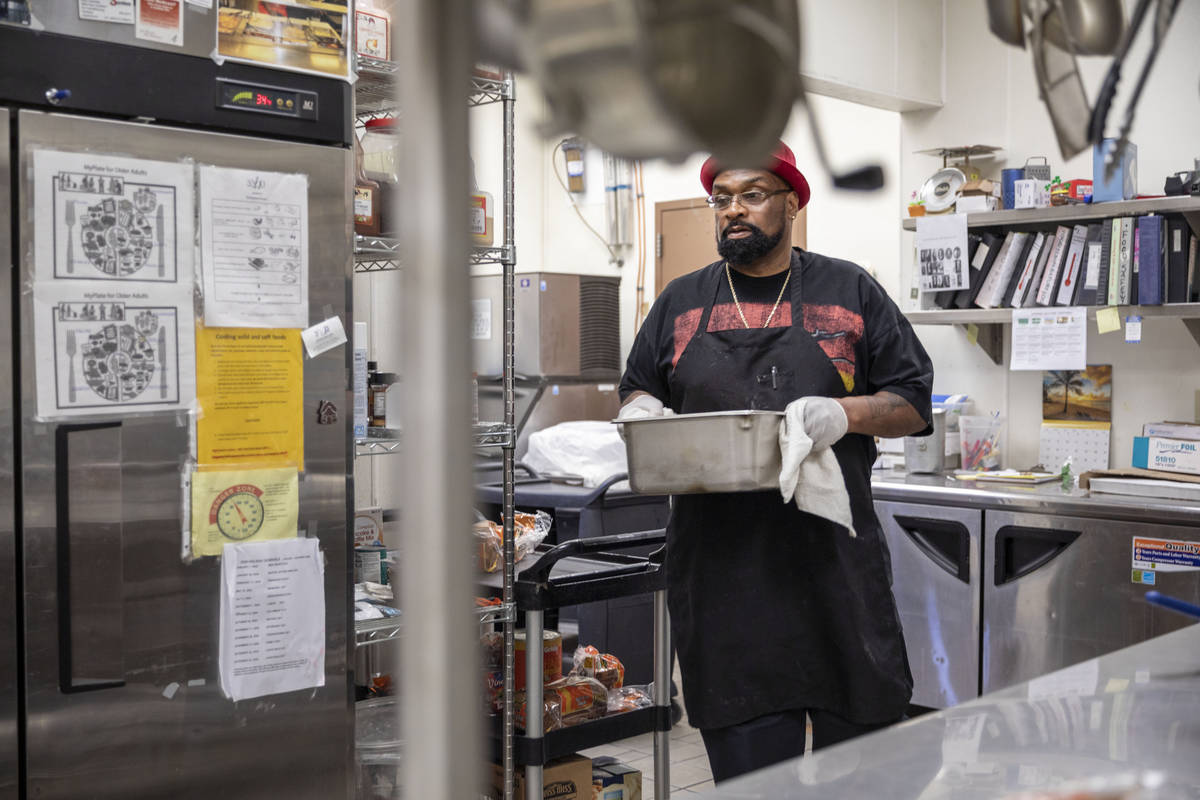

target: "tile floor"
[579,661,715,795]
[578,715,714,796]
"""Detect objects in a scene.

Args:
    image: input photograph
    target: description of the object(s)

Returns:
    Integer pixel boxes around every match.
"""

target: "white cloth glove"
[797,396,848,450]
[616,393,666,421]
[778,397,856,537]
[616,393,672,441]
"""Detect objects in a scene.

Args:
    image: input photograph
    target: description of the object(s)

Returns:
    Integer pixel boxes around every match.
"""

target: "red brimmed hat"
[700,142,811,210]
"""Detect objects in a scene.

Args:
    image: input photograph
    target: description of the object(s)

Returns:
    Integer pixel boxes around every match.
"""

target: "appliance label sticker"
[1132,536,1200,572]
[79,0,135,24]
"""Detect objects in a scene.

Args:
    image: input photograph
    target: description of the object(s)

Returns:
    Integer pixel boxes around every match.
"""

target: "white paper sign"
[471,298,492,340]
[300,316,347,358]
[33,283,196,418]
[79,0,135,23]
[1010,308,1087,371]
[31,150,197,419]
[219,537,325,702]
[33,150,193,285]
[915,214,969,292]
[199,166,309,328]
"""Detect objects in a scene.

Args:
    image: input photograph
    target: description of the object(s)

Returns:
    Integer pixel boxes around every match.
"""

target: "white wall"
[800,0,944,110]
[901,1,1200,469]
[518,93,903,360]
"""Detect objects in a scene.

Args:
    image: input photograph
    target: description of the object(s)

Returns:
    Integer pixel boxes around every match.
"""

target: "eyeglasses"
[706,188,791,210]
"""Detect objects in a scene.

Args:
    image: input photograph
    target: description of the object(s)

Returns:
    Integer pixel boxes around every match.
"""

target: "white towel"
[778,398,856,537]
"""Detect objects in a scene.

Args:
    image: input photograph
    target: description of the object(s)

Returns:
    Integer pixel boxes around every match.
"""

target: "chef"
[617,142,934,783]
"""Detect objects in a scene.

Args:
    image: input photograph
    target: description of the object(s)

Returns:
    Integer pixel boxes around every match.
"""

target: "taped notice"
[218,537,324,701]
[190,467,299,557]
[136,0,183,46]
[195,326,303,470]
[915,213,969,292]
[1132,536,1200,572]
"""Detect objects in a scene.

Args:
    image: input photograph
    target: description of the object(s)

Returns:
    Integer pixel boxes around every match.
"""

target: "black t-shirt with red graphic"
[620,248,934,422]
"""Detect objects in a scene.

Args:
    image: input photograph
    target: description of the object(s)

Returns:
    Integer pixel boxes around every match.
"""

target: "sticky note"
[966,323,979,346]
[1095,306,1120,333]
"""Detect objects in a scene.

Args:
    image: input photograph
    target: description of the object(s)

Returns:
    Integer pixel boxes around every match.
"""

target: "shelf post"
[523,609,544,800]
[501,69,519,800]
[393,2,481,799]
[653,589,671,799]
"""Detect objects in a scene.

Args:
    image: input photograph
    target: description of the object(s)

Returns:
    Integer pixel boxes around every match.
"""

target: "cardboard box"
[1133,436,1200,476]
[592,764,624,800]
[1143,421,1200,440]
[592,757,642,800]
[354,506,385,547]
[491,754,592,800]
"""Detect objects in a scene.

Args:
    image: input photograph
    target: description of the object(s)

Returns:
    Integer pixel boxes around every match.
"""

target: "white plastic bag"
[523,420,627,488]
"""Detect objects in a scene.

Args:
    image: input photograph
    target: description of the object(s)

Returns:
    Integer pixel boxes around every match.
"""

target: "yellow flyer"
[190,467,299,557]
[196,326,304,470]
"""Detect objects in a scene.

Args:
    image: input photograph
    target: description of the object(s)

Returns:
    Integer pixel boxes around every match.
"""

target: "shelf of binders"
[903,197,1200,363]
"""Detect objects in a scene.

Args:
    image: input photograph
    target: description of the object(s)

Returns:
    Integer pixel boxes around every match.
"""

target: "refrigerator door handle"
[894,515,971,583]
[56,422,125,694]
[993,525,1082,586]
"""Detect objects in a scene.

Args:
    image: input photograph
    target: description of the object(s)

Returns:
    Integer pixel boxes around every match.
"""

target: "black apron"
[666,249,912,730]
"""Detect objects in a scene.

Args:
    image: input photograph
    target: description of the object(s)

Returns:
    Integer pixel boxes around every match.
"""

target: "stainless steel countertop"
[871,471,1200,526]
[702,623,1200,799]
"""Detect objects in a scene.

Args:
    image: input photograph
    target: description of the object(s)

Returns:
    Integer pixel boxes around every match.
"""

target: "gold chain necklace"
[726,262,791,329]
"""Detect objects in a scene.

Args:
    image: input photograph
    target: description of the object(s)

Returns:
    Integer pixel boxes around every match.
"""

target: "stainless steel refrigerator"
[875,499,982,709]
[982,508,1200,693]
[1,10,354,799]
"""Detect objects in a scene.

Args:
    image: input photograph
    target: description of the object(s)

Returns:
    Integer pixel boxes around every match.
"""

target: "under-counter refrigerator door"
[0,108,18,800]
[875,500,981,709]
[982,509,1200,694]
[16,110,353,800]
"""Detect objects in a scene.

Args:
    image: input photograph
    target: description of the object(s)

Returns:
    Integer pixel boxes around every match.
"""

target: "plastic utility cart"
[475,471,670,683]
[479,530,673,799]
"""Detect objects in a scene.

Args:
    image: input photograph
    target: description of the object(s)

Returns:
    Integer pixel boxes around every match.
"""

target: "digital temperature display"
[216,79,318,121]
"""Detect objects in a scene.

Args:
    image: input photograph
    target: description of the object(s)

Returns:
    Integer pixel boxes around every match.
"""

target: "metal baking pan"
[616,410,783,494]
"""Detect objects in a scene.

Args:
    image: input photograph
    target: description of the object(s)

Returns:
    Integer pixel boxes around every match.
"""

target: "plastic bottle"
[361,118,400,235]
[353,132,381,235]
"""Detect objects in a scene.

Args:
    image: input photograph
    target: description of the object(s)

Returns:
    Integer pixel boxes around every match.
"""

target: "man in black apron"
[618,142,934,783]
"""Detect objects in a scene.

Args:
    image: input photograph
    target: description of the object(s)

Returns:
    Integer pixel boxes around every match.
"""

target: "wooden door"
[655,198,807,294]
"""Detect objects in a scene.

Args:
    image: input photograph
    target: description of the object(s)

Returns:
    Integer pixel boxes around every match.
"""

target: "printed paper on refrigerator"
[199,165,309,329]
[32,149,194,286]
[218,537,325,702]
[32,282,196,418]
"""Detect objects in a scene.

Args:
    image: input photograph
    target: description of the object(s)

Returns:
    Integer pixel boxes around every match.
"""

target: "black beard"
[717,221,785,265]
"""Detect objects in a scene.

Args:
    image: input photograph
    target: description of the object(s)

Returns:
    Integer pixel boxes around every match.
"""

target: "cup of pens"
[959,415,1004,471]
